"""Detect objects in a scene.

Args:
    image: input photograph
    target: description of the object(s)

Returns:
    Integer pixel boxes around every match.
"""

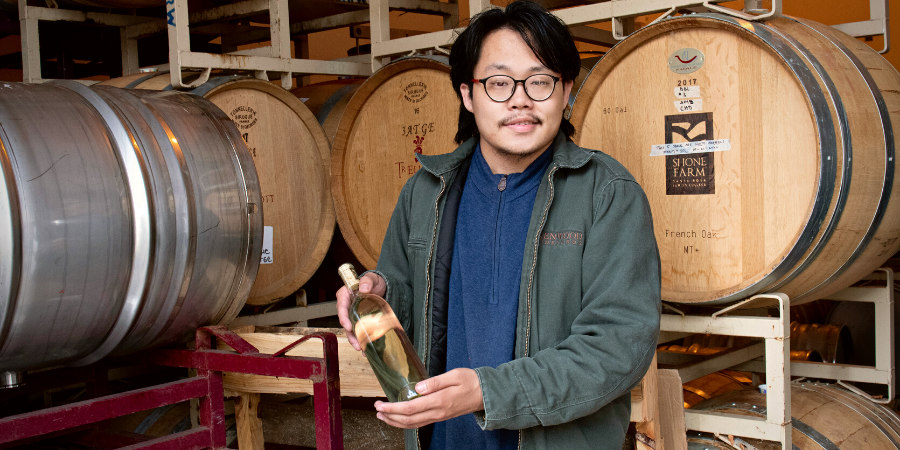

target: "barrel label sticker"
[230,106,258,130]
[261,226,273,264]
[660,112,717,195]
[403,81,429,103]
[675,98,703,113]
[668,48,705,74]
[675,86,700,99]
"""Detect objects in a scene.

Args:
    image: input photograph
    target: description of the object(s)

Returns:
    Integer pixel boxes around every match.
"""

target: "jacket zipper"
[417,174,447,450]
[518,166,558,450]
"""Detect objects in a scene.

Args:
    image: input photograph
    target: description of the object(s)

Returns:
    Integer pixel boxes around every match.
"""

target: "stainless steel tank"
[0,81,262,380]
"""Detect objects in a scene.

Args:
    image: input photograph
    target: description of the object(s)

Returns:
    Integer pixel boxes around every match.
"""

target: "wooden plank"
[635,354,660,449]
[219,328,384,397]
[234,392,265,450]
[657,369,687,450]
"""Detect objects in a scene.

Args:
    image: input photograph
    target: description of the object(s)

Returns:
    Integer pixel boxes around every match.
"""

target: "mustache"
[499,113,542,126]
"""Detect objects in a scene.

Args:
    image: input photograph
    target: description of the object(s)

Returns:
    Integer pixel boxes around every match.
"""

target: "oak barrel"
[693,383,900,448]
[101,74,335,305]
[331,57,459,269]
[0,82,261,375]
[570,15,900,305]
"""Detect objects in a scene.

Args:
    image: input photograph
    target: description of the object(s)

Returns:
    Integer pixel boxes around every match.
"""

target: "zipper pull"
[498,175,507,192]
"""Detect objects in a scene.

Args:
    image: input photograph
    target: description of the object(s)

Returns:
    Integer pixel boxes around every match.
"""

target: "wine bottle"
[338,263,429,402]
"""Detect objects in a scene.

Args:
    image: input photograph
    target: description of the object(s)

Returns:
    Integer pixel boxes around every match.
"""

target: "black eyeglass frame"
[470,74,561,102]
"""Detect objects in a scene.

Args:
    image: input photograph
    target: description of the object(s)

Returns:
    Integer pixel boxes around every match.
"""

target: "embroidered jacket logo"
[541,231,584,246]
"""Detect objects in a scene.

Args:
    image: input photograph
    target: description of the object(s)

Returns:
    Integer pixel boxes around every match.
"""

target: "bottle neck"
[338,263,360,293]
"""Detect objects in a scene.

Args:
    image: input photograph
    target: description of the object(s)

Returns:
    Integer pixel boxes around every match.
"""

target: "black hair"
[449,0,581,144]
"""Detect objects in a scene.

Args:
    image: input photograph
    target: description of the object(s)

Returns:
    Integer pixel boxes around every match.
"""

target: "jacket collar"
[417,129,593,176]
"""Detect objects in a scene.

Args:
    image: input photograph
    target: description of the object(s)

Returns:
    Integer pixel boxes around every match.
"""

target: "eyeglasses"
[471,74,561,102]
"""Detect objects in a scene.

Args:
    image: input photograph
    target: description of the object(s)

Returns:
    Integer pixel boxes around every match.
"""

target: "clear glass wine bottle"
[338,263,429,402]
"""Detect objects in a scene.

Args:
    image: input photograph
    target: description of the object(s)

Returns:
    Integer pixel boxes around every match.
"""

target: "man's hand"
[336,272,387,350]
[375,368,484,429]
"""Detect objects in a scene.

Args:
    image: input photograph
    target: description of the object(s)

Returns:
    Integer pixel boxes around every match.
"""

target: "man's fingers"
[376,398,444,429]
[377,411,437,429]
[359,273,387,297]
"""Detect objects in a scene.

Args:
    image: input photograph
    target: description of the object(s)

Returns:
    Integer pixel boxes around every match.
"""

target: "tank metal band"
[0,122,21,356]
[186,96,258,326]
[792,20,897,301]
[135,91,200,345]
[48,80,153,367]
[759,21,852,294]
[95,87,193,351]
[666,14,838,304]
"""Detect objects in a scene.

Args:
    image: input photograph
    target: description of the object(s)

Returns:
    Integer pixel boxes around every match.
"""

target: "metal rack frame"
[0,326,344,450]
[368,0,892,68]
[17,0,892,84]
[733,268,896,404]
[661,294,793,448]
[660,267,896,449]
[831,0,891,53]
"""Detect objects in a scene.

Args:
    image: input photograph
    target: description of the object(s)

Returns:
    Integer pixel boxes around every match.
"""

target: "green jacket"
[372,130,661,450]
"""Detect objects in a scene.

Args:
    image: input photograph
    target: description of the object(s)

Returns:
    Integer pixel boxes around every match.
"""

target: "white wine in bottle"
[338,263,429,402]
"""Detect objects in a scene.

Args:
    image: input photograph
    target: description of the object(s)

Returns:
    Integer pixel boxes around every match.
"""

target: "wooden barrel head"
[571,15,900,304]
[100,75,336,305]
[331,57,458,269]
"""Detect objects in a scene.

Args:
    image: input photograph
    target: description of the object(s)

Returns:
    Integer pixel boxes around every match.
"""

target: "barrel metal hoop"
[791,19,897,301]
[791,418,841,450]
[125,70,171,90]
[669,14,838,304]
[49,80,153,367]
[0,122,21,357]
[799,383,900,446]
[759,21,852,294]
[316,84,361,126]
[187,75,250,97]
[134,403,177,435]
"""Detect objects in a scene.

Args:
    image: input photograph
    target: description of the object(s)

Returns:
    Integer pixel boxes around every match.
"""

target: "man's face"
[460,28,573,172]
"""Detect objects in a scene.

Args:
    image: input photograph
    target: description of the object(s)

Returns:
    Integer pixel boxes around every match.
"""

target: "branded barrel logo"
[667,48,705,74]
[230,105,258,130]
[403,81,428,103]
[665,112,715,195]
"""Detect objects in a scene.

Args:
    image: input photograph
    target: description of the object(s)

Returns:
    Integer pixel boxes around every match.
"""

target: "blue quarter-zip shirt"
[429,144,553,450]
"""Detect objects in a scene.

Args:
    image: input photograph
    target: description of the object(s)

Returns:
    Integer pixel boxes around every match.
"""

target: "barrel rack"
[659,268,896,449]
[0,326,345,450]
[16,0,890,86]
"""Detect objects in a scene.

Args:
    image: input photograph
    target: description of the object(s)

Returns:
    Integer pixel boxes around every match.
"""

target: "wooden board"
[570,16,900,305]
[220,327,385,397]
[657,369,688,450]
[331,57,459,269]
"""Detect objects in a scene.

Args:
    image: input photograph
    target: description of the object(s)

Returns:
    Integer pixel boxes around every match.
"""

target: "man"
[337,1,661,449]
